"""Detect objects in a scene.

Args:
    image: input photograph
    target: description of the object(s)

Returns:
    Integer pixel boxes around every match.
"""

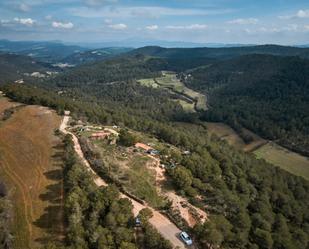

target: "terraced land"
[0,98,64,249]
[138,71,207,112]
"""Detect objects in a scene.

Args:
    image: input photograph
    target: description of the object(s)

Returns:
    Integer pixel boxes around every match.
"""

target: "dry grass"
[254,142,309,180]
[0,100,64,249]
[0,97,21,117]
[206,122,266,151]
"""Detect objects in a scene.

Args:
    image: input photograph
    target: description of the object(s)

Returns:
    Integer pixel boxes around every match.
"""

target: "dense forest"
[0,53,56,85]
[129,44,309,61]
[185,54,309,156]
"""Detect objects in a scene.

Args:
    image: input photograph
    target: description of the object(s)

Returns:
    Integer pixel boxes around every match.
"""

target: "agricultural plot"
[206,122,309,180]
[90,139,166,208]
[206,122,266,151]
[0,100,64,249]
[254,142,309,180]
[137,71,207,112]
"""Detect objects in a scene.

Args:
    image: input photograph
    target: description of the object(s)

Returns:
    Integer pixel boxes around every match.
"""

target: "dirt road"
[59,114,186,249]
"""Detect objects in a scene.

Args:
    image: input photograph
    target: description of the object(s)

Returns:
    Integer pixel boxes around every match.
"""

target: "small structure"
[104,128,119,136]
[90,131,111,140]
[14,79,24,84]
[90,129,118,144]
[135,143,153,152]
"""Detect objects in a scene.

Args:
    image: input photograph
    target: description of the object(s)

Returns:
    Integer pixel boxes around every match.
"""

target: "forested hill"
[0,53,55,85]
[48,55,167,87]
[62,47,133,65]
[0,39,87,63]
[186,54,309,156]
[129,44,309,60]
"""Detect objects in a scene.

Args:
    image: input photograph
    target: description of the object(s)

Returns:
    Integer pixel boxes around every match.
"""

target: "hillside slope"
[130,44,309,59]
[0,53,55,85]
[186,54,309,155]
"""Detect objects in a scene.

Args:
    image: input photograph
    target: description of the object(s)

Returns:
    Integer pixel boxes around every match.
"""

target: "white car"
[180,231,193,246]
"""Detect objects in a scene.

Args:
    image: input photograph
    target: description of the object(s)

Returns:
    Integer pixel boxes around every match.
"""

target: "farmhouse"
[135,142,153,151]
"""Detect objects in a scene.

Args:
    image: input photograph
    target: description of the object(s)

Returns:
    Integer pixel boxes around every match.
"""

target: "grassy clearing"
[254,142,309,180]
[206,122,266,151]
[206,122,309,180]
[173,99,196,113]
[0,100,64,249]
[92,139,166,208]
[138,71,207,112]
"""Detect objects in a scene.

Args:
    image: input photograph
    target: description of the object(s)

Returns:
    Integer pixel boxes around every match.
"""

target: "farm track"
[60,114,187,249]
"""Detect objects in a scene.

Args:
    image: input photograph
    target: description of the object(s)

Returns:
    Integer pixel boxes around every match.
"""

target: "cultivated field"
[0,99,64,248]
[254,142,309,180]
[206,122,309,180]
[138,71,207,112]
[206,122,266,151]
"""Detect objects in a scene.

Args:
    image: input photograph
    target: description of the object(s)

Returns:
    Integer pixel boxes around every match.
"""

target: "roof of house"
[135,143,153,151]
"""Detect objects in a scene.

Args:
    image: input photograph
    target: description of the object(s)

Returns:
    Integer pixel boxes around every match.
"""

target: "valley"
[0,40,308,249]
[138,71,207,112]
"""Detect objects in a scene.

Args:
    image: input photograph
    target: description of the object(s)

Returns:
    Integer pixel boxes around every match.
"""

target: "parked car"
[135,217,141,227]
[180,231,193,246]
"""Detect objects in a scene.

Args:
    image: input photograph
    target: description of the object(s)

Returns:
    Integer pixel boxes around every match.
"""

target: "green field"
[206,122,309,180]
[137,71,207,112]
[254,142,309,180]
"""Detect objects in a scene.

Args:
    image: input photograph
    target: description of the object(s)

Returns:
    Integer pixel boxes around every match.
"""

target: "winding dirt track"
[59,114,186,249]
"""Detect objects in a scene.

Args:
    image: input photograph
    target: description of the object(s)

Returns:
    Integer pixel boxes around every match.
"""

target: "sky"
[0,0,309,45]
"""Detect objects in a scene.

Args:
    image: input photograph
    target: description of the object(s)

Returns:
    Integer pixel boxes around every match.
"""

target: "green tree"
[118,129,137,147]
[171,166,193,189]
[253,228,273,249]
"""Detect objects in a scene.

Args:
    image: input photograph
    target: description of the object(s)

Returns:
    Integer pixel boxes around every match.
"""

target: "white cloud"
[14,17,35,26]
[109,23,127,30]
[279,9,309,19]
[70,6,233,18]
[228,18,258,25]
[296,9,309,18]
[19,3,30,12]
[84,0,118,6]
[305,25,309,31]
[45,15,53,20]
[166,24,208,30]
[52,21,74,29]
[104,18,112,24]
[146,25,158,30]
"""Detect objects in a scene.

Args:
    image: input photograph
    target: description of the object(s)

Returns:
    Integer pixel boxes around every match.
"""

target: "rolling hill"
[130,44,309,60]
[0,53,56,85]
[0,40,87,63]
[186,54,309,156]
[62,47,133,65]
